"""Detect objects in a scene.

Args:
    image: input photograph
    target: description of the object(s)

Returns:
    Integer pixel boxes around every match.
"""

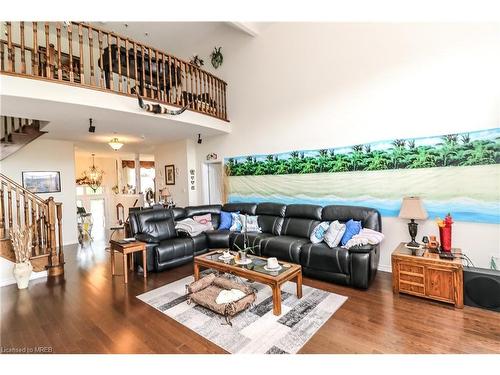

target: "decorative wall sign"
[22,171,61,193]
[190,169,196,190]
[165,165,176,185]
[207,153,218,161]
[225,128,500,224]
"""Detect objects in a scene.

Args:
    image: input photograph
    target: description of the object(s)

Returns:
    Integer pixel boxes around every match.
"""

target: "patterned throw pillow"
[324,220,346,248]
[218,210,233,230]
[340,219,362,246]
[192,213,214,231]
[230,212,243,232]
[193,213,212,225]
[240,214,261,233]
[310,221,330,244]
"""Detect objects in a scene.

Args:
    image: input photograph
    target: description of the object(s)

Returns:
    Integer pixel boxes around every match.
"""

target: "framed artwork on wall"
[22,171,61,193]
[165,165,176,185]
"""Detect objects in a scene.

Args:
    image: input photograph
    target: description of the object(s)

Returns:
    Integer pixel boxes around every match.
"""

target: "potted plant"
[10,226,33,289]
[233,214,258,262]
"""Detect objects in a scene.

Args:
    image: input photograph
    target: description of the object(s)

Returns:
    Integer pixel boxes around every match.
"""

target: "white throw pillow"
[230,213,243,231]
[324,220,346,248]
[310,221,330,244]
[240,214,261,233]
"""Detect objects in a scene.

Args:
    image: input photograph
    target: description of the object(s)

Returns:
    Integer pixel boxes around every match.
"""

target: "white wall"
[154,139,193,207]
[188,23,500,270]
[1,138,78,245]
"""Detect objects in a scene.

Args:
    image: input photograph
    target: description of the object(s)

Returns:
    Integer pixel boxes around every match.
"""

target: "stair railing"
[0,173,64,276]
[0,21,228,121]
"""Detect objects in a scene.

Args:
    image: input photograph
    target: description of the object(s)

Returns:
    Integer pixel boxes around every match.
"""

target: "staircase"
[1,116,47,161]
[0,173,64,276]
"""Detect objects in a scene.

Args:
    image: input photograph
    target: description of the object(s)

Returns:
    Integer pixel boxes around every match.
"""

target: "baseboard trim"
[378,264,392,273]
[0,270,48,288]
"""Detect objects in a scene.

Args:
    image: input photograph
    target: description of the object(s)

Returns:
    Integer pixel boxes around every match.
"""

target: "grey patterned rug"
[137,274,347,354]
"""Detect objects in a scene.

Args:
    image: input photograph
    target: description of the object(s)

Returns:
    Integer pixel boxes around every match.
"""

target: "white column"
[135,153,141,194]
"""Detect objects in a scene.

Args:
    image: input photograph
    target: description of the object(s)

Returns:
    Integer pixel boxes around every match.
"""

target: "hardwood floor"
[1,240,499,354]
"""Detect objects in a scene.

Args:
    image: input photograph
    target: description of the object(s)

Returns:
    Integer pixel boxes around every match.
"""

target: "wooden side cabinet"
[391,242,463,308]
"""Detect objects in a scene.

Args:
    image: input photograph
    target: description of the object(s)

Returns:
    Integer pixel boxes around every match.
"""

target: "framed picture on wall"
[165,165,176,185]
[22,171,61,193]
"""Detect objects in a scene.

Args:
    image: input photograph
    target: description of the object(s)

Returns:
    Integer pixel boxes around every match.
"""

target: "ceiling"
[1,88,230,155]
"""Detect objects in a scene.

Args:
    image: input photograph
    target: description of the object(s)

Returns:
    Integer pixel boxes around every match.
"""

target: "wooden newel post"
[46,197,64,276]
[56,202,64,265]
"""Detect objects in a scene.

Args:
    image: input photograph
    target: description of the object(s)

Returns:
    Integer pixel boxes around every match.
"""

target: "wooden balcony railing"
[0,22,228,121]
[0,173,64,276]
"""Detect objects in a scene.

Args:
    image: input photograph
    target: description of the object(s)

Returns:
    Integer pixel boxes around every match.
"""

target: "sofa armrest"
[135,233,161,244]
[177,230,191,238]
[347,244,378,254]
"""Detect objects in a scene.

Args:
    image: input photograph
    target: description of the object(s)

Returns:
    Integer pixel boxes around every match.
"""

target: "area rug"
[137,275,347,354]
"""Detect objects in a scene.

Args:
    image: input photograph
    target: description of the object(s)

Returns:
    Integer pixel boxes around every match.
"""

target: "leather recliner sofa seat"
[128,202,382,289]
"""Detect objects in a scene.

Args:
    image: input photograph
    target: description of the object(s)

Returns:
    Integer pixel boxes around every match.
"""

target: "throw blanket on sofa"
[344,228,385,249]
[175,218,212,237]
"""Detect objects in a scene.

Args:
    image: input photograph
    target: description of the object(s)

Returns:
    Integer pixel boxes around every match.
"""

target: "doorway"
[76,186,107,242]
[89,198,106,240]
[203,162,223,205]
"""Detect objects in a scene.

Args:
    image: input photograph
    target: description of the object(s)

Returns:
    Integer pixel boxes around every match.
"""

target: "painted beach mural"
[225,128,500,224]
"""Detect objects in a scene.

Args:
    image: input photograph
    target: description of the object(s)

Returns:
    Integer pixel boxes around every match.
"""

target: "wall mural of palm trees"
[224,128,500,224]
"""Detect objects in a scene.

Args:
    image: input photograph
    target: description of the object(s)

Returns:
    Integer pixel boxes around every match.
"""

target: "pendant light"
[108,137,124,151]
[84,154,104,192]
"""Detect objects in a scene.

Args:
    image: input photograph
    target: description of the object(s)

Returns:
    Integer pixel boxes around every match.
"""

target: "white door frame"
[201,161,223,205]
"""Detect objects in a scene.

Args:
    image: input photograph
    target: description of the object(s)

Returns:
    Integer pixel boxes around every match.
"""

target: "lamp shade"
[108,137,124,151]
[160,187,171,197]
[398,197,428,220]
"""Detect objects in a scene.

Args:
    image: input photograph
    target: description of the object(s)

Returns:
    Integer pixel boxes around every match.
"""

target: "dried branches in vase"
[9,226,33,289]
[9,226,32,263]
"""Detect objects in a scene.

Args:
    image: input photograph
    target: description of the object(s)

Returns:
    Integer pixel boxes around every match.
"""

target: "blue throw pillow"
[218,210,234,230]
[340,219,362,246]
[310,221,330,244]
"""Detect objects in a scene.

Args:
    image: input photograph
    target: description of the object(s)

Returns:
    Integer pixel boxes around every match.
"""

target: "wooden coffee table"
[194,249,302,316]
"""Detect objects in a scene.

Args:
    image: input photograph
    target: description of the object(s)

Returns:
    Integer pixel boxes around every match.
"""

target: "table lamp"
[160,187,172,205]
[398,196,428,249]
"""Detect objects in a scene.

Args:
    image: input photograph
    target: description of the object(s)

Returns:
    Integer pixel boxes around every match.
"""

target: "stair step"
[0,130,47,161]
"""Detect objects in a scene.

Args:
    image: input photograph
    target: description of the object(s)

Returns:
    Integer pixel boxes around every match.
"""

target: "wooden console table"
[110,240,147,284]
[391,242,463,308]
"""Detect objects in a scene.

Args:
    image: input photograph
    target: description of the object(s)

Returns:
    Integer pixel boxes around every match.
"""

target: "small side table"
[110,240,147,283]
[391,242,463,308]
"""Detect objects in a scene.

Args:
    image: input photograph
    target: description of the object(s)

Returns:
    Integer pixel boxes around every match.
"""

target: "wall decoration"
[225,128,500,224]
[190,169,196,190]
[165,165,176,185]
[210,47,223,69]
[22,171,61,193]
[206,153,218,161]
[137,92,190,116]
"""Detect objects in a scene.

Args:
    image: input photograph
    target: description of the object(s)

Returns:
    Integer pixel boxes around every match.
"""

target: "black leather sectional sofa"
[129,203,382,289]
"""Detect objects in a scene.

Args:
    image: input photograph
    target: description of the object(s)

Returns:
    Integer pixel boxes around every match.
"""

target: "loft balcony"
[0,22,228,122]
